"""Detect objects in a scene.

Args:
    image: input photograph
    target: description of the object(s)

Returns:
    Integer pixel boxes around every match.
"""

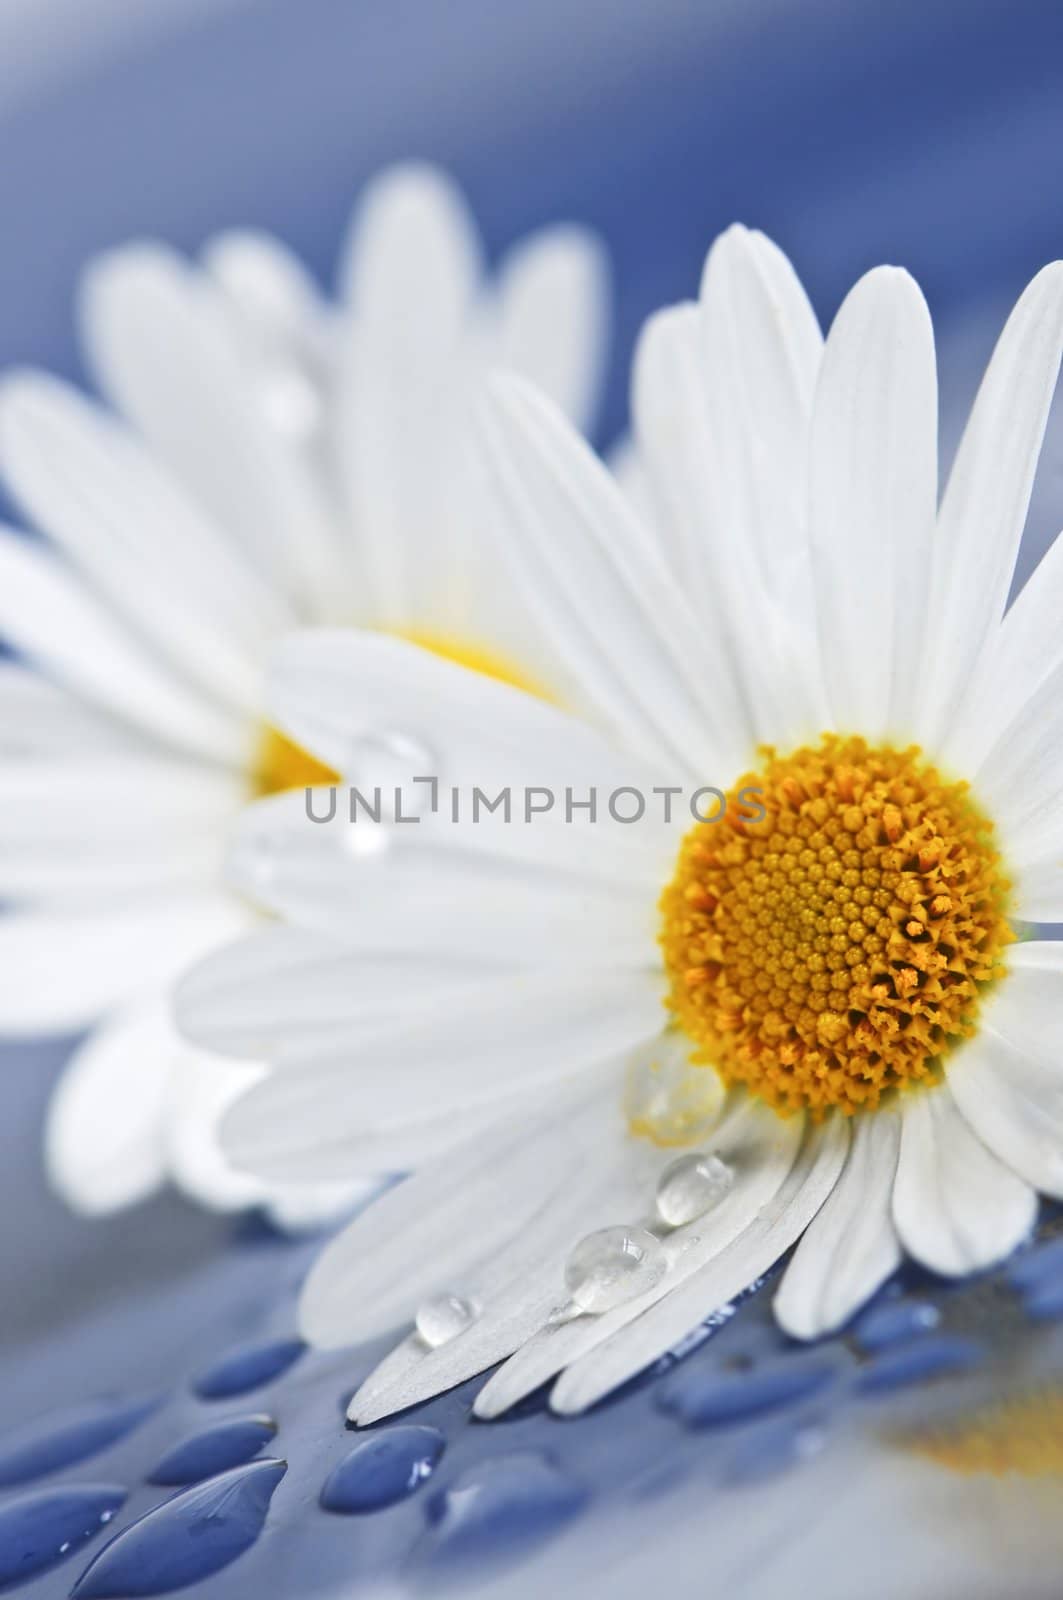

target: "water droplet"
[419,1453,586,1577]
[148,1416,277,1486]
[564,1226,666,1314]
[320,1426,445,1513]
[655,1151,734,1226]
[193,1338,303,1401]
[71,1460,286,1597]
[415,1294,477,1348]
[0,1397,159,1488]
[0,1484,126,1587]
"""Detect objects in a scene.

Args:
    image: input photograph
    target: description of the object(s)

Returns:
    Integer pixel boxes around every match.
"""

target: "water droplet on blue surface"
[657,1357,839,1428]
[415,1295,476,1348]
[320,1426,446,1513]
[420,1453,586,1574]
[194,1338,303,1400]
[0,1483,125,1588]
[564,1227,666,1314]
[855,1298,940,1352]
[147,1416,277,1486]
[71,1459,286,1597]
[0,1397,158,1488]
[655,1151,734,1226]
[857,1336,981,1395]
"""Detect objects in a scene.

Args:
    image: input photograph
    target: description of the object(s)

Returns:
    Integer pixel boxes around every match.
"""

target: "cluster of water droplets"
[558,1149,736,1320]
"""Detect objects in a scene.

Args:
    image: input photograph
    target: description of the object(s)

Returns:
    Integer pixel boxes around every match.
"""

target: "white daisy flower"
[178,224,1063,1421]
[0,162,608,1221]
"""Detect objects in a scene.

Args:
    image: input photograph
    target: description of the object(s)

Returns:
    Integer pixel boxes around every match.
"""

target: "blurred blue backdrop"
[3,0,1063,1565]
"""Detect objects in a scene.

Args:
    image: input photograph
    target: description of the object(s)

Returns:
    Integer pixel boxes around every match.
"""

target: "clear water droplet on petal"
[655,1151,734,1227]
[564,1226,666,1314]
[415,1294,477,1348]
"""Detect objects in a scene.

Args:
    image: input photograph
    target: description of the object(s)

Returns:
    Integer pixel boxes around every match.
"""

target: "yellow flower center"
[252,726,340,798]
[659,735,1014,1116]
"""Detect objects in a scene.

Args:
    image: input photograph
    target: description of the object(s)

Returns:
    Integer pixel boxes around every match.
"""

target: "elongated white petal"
[946,528,1063,773]
[893,1078,1036,1275]
[0,758,235,902]
[921,262,1063,751]
[351,1098,667,1422]
[972,652,1063,872]
[0,372,288,717]
[946,942,1063,1197]
[216,787,664,969]
[0,894,247,1034]
[214,970,661,1182]
[809,266,937,739]
[44,995,176,1213]
[695,225,826,742]
[0,663,136,759]
[472,1097,803,1418]
[334,164,481,629]
[774,1110,901,1339]
[0,529,243,764]
[299,1073,619,1347]
[82,242,340,616]
[550,1116,849,1414]
[494,224,608,433]
[477,376,749,779]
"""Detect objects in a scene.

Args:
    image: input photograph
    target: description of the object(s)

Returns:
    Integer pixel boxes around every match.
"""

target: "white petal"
[473,1095,806,1418]
[630,301,768,744]
[893,1078,1036,1275]
[774,1110,901,1339]
[202,228,325,349]
[0,757,237,903]
[218,789,664,968]
[0,373,289,717]
[695,226,827,741]
[971,651,1063,874]
[44,995,176,1213]
[81,242,340,616]
[212,970,662,1181]
[225,1079,540,1183]
[334,163,482,629]
[350,1092,666,1421]
[176,923,517,1058]
[809,266,937,738]
[493,224,608,433]
[165,1051,274,1212]
[0,894,246,1034]
[0,663,135,759]
[922,262,1063,753]
[946,528,1063,773]
[946,941,1063,1197]
[0,529,244,764]
[477,375,748,778]
[549,1115,849,1414]
[298,1073,618,1346]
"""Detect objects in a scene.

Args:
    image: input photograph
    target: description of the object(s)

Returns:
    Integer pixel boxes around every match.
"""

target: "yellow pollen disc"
[252,726,340,798]
[401,629,551,700]
[659,734,1014,1116]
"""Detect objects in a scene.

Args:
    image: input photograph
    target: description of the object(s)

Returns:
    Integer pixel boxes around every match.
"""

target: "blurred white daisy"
[0,163,608,1221]
[179,225,1063,1418]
